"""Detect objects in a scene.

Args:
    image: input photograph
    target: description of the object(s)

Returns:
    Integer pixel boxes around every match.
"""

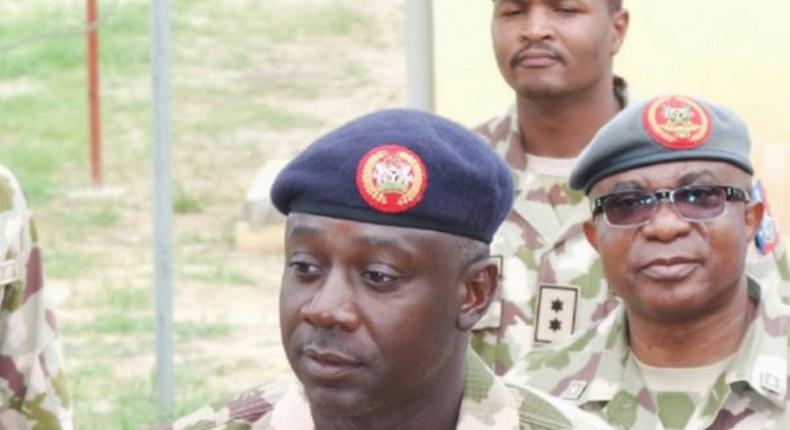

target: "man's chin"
[516,80,572,100]
[306,387,372,417]
[627,295,716,324]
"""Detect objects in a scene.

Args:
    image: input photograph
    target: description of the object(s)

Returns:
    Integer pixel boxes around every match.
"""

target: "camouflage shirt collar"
[576,305,631,405]
[267,380,313,429]
[268,349,525,430]
[457,349,522,429]
[576,278,789,411]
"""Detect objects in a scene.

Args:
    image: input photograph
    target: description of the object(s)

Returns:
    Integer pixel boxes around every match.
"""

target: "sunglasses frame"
[592,185,751,228]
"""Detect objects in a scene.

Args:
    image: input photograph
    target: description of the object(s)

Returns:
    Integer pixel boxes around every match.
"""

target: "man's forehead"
[493,0,611,6]
[286,212,445,245]
[591,160,747,194]
[287,213,380,236]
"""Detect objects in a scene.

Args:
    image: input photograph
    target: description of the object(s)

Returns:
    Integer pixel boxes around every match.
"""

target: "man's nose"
[520,9,554,42]
[641,199,693,242]
[299,269,361,332]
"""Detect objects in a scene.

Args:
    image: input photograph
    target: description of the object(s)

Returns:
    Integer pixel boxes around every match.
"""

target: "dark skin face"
[280,213,497,429]
[584,161,763,324]
[491,0,628,100]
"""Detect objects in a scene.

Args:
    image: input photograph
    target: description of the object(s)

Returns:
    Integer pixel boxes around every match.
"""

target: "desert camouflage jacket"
[155,349,613,430]
[0,165,72,429]
[471,100,790,375]
[509,278,790,430]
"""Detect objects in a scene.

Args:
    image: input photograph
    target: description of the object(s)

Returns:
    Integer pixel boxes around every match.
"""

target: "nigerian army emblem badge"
[643,95,711,149]
[356,144,427,213]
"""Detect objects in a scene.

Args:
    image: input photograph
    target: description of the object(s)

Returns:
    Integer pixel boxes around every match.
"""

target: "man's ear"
[610,9,629,55]
[457,260,498,331]
[744,200,765,243]
[583,219,600,252]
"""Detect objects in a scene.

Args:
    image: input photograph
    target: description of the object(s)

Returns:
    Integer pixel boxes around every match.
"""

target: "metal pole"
[406,0,435,111]
[86,0,102,185]
[150,0,174,414]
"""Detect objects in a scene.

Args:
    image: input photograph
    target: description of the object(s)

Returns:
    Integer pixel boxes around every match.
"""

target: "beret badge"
[355,144,428,214]
[642,95,712,150]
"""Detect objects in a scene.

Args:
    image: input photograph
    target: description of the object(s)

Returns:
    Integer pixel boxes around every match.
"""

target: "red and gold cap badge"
[356,144,428,213]
[642,95,712,149]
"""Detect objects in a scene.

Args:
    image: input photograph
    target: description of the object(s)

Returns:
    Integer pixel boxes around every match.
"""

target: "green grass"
[0,141,72,203]
[183,265,258,287]
[62,204,122,228]
[343,61,371,87]
[175,320,233,342]
[91,313,153,335]
[45,249,100,280]
[189,100,324,137]
[172,0,370,42]
[213,357,263,377]
[88,284,150,310]
[64,313,233,341]
[0,0,151,206]
[0,1,149,80]
[262,3,370,42]
[173,183,203,214]
[69,364,230,430]
[259,104,324,130]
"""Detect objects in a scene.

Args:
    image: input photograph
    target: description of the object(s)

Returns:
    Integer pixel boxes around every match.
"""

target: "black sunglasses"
[592,185,750,227]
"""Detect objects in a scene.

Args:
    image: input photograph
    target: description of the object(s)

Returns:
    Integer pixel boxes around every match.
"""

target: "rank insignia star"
[535,284,578,343]
[551,299,564,312]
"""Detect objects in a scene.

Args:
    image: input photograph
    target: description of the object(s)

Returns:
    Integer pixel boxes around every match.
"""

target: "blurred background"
[0,0,787,428]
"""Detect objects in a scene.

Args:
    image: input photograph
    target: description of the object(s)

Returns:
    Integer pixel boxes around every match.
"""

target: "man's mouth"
[302,346,362,379]
[640,257,700,282]
[511,46,563,69]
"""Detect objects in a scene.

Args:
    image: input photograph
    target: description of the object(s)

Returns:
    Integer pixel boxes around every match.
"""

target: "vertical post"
[150,0,174,414]
[406,0,435,111]
[86,0,102,185]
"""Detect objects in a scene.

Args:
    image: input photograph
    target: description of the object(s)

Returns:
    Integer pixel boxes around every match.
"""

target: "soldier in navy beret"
[155,109,616,430]
[271,108,514,243]
[509,95,790,429]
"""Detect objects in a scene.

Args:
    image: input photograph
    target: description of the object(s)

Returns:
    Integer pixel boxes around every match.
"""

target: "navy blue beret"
[570,95,753,193]
[270,109,514,243]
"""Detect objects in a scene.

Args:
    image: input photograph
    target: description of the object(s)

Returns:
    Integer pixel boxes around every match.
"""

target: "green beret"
[570,95,753,193]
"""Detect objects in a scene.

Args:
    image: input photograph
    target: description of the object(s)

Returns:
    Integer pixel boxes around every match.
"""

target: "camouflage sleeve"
[0,167,72,429]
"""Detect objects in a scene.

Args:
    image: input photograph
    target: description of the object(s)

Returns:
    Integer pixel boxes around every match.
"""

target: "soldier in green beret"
[472,0,789,375]
[154,109,613,430]
[509,95,790,429]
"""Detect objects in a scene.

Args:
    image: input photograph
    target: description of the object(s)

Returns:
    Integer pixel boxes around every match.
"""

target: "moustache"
[298,327,359,357]
[509,43,564,69]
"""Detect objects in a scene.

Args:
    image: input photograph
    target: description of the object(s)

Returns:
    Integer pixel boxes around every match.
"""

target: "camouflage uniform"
[509,278,790,430]
[156,349,614,430]
[470,96,790,375]
[0,165,72,429]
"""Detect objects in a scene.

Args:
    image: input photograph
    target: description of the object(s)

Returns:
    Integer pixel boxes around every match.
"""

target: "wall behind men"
[433,0,790,238]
